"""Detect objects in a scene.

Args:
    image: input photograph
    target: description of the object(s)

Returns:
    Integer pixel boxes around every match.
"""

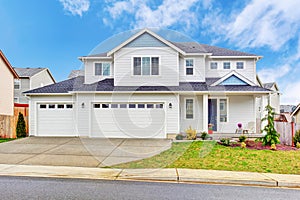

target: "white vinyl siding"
[205,58,256,83]
[180,96,203,132]
[30,70,55,90]
[114,47,178,86]
[179,56,205,82]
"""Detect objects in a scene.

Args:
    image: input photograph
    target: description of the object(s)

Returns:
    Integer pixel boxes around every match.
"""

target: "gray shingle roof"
[263,82,275,89]
[14,67,46,77]
[280,105,296,113]
[171,42,257,56]
[25,76,270,94]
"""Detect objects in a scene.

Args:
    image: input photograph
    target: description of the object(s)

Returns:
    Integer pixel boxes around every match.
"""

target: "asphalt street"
[1,176,300,200]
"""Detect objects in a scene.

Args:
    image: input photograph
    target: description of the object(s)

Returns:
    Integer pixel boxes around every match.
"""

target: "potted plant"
[208,123,214,134]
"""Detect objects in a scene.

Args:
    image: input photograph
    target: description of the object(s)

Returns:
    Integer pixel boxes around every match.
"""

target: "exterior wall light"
[81,102,85,108]
[169,103,172,109]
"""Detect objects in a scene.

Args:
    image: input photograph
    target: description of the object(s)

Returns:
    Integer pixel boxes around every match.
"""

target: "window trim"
[14,97,19,103]
[223,62,231,70]
[14,79,21,90]
[210,61,218,70]
[132,55,161,76]
[184,98,194,120]
[94,62,112,76]
[236,61,245,70]
[184,58,195,76]
[209,97,229,126]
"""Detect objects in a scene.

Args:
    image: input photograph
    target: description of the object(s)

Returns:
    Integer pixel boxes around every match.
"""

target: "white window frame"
[210,61,218,70]
[236,61,245,70]
[132,56,160,76]
[14,79,21,90]
[14,97,19,103]
[184,98,194,120]
[185,58,194,76]
[223,62,231,70]
[94,62,111,76]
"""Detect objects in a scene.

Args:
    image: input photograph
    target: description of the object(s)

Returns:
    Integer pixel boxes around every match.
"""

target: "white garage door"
[37,103,77,136]
[91,102,166,138]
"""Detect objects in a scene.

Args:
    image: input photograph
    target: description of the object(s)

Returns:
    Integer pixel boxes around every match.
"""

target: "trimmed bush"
[239,135,247,142]
[185,126,197,140]
[200,132,208,140]
[16,112,26,138]
[293,130,300,146]
[175,134,184,140]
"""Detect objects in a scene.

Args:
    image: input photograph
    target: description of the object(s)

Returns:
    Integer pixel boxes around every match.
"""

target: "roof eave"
[209,56,261,59]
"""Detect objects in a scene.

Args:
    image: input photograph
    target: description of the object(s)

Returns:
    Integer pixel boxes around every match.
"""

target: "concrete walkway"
[0,164,300,188]
[0,137,171,167]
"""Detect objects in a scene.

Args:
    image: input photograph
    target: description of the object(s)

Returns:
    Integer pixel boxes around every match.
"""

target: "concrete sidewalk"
[0,164,300,188]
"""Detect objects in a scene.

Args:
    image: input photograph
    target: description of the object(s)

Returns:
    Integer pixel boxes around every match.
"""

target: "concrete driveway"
[0,137,171,167]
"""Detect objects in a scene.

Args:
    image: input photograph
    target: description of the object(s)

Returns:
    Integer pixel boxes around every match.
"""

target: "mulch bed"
[221,140,299,151]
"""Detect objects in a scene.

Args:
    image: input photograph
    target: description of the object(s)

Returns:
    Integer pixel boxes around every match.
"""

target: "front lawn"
[0,138,15,143]
[113,141,300,174]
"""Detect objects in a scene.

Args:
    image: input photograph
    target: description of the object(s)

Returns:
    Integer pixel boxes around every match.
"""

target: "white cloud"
[280,81,300,105]
[204,0,300,51]
[59,0,90,17]
[258,64,291,83]
[104,0,199,30]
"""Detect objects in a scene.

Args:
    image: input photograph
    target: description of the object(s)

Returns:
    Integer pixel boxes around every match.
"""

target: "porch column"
[203,94,208,132]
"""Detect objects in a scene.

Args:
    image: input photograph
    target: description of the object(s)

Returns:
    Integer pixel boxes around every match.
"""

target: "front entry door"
[208,99,217,131]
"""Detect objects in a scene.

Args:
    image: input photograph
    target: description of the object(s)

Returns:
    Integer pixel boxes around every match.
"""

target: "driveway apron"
[0,137,171,167]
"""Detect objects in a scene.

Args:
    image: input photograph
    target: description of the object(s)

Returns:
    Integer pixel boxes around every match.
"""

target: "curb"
[0,164,299,188]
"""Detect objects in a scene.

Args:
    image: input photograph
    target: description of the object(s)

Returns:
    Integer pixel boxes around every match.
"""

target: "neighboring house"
[25,29,274,138]
[14,68,55,104]
[280,105,296,114]
[0,50,19,116]
[291,104,300,131]
[263,82,280,113]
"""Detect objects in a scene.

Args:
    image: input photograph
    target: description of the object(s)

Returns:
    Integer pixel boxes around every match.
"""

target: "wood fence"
[0,106,28,138]
[274,121,293,146]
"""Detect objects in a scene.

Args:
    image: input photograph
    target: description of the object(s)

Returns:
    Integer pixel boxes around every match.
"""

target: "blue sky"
[0,0,299,105]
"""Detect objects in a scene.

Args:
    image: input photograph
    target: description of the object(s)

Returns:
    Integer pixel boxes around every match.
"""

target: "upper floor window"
[133,57,159,76]
[236,62,244,69]
[95,62,110,76]
[14,80,20,90]
[185,59,194,75]
[223,62,231,69]
[210,62,218,70]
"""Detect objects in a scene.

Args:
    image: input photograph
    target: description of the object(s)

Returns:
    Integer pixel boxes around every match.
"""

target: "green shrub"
[258,105,280,146]
[239,135,247,142]
[293,130,300,146]
[296,142,300,149]
[200,132,208,140]
[175,134,184,140]
[220,138,231,146]
[185,126,197,140]
[16,112,26,138]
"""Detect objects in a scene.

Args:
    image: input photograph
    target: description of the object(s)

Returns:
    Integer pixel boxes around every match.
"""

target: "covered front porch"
[179,92,268,135]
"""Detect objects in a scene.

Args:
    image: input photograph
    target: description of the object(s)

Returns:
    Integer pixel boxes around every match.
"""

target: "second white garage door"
[37,103,77,137]
[91,102,166,138]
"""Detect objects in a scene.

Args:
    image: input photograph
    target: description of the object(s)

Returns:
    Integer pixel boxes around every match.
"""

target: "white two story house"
[25,29,273,138]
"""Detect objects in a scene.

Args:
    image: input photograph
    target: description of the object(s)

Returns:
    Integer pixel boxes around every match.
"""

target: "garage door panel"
[37,103,76,137]
[91,102,166,138]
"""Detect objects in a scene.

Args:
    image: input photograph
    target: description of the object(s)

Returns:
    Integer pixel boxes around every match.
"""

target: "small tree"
[16,112,26,138]
[258,105,280,146]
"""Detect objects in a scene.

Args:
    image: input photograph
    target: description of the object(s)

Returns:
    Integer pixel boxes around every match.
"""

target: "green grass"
[0,138,15,143]
[113,141,300,174]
